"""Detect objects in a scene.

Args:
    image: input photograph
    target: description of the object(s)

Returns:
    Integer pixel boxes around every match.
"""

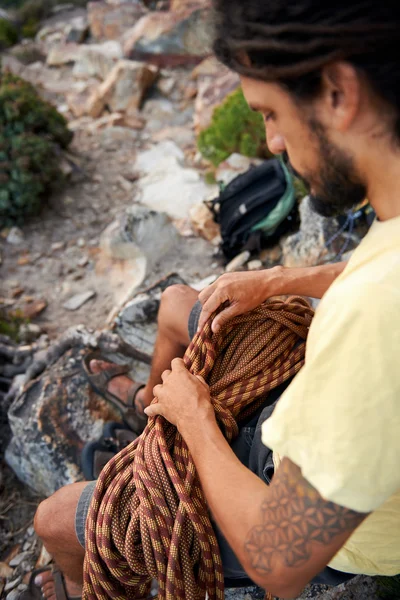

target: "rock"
[51,242,64,252]
[115,273,187,358]
[6,227,24,246]
[247,259,263,271]
[194,69,240,133]
[135,141,217,219]
[225,250,251,273]
[6,343,122,496]
[77,238,86,248]
[72,40,123,80]
[35,545,52,568]
[123,6,213,66]
[6,589,20,600]
[189,202,220,243]
[9,552,32,568]
[85,59,158,118]
[282,196,340,268]
[46,43,82,67]
[66,84,97,118]
[65,15,89,43]
[86,112,125,133]
[19,323,42,344]
[18,299,47,320]
[0,562,13,579]
[157,75,176,96]
[88,1,146,41]
[4,578,21,593]
[98,206,179,321]
[259,245,282,266]
[190,274,218,292]
[151,125,195,148]
[215,153,263,187]
[191,55,222,79]
[63,290,96,311]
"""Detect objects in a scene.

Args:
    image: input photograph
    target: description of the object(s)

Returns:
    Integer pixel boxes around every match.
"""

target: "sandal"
[82,351,147,434]
[81,422,138,480]
[18,566,81,600]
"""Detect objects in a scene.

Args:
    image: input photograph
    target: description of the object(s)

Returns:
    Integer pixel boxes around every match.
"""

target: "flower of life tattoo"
[244,460,366,574]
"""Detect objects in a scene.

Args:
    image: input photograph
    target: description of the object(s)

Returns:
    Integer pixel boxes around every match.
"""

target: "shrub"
[197,87,270,167]
[0,18,18,50]
[0,70,73,226]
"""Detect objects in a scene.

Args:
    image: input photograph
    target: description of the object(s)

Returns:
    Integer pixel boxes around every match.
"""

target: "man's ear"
[319,62,361,132]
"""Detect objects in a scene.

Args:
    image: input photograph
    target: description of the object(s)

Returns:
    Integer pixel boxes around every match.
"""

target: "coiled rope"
[83,296,314,600]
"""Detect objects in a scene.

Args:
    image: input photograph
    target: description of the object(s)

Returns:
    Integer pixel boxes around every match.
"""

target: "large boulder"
[88,1,146,41]
[123,5,213,66]
[85,59,158,118]
[72,40,123,80]
[134,141,218,219]
[194,69,240,133]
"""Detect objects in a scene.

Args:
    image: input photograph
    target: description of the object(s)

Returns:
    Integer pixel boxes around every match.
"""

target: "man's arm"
[198,262,347,333]
[146,361,367,599]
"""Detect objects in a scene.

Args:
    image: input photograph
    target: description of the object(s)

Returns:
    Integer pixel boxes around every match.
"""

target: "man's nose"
[267,133,286,155]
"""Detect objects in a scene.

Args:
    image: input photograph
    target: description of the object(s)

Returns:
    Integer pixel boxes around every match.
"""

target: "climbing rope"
[83,296,314,600]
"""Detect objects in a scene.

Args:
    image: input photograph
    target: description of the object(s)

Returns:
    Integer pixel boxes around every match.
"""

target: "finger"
[171,357,186,371]
[153,383,162,398]
[144,404,164,418]
[161,369,171,382]
[211,304,238,333]
[197,291,225,332]
[198,282,216,305]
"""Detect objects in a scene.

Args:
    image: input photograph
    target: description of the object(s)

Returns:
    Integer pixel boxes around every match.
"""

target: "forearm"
[270,261,347,300]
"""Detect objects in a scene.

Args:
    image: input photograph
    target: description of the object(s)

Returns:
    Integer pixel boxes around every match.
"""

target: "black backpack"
[206,158,297,260]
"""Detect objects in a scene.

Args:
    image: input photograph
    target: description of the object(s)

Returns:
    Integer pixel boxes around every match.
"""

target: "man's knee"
[34,483,86,547]
[158,284,198,334]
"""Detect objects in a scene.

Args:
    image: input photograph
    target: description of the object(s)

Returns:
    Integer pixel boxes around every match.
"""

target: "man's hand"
[198,268,283,334]
[144,358,215,431]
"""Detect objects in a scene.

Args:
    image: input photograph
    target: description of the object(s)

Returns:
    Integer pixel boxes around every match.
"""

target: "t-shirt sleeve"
[262,282,400,513]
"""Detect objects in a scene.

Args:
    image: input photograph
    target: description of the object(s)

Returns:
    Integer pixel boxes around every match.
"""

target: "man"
[31,0,400,598]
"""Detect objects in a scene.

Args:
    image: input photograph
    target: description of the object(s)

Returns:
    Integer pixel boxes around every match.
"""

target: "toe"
[41,582,56,599]
[35,571,53,587]
[89,359,114,374]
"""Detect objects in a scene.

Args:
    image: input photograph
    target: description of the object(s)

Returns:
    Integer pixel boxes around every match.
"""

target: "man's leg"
[91,284,199,411]
[33,483,87,599]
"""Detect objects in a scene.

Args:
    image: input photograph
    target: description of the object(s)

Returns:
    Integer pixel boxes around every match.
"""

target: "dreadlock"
[213,0,400,139]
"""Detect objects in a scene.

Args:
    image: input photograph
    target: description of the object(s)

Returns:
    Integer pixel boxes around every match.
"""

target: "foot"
[89,360,146,415]
[34,570,82,600]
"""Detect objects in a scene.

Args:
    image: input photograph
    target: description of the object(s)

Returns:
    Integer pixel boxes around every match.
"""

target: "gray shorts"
[75,300,354,586]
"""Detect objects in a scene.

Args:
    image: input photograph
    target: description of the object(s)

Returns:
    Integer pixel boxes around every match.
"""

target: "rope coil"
[83,296,314,600]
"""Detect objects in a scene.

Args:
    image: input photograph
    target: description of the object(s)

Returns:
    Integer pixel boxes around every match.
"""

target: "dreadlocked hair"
[213,0,400,139]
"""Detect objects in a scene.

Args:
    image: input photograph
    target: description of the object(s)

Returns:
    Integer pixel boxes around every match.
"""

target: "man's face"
[241,76,366,218]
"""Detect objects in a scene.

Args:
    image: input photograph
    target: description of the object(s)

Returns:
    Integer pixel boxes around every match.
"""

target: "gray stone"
[135,141,217,219]
[9,552,32,568]
[72,41,123,80]
[282,196,340,268]
[215,154,263,187]
[88,1,146,41]
[6,590,21,600]
[247,259,263,271]
[6,227,24,245]
[4,578,21,593]
[123,6,213,66]
[63,290,96,311]
[225,251,251,273]
[115,273,187,361]
[65,15,88,43]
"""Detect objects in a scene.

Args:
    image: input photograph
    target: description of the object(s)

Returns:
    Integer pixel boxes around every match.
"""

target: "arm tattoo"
[244,459,366,574]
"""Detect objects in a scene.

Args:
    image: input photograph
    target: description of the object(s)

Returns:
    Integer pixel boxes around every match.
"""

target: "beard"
[283,120,366,218]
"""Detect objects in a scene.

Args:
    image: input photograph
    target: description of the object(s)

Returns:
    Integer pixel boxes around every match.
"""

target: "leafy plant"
[0,18,18,49]
[0,70,73,226]
[197,87,270,167]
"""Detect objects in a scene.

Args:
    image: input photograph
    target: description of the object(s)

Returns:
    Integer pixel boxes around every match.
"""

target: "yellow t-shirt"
[262,214,400,576]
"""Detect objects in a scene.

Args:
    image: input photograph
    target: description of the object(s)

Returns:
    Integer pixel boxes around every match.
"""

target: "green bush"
[197,87,270,167]
[0,18,18,49]
[0,70,73,226]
